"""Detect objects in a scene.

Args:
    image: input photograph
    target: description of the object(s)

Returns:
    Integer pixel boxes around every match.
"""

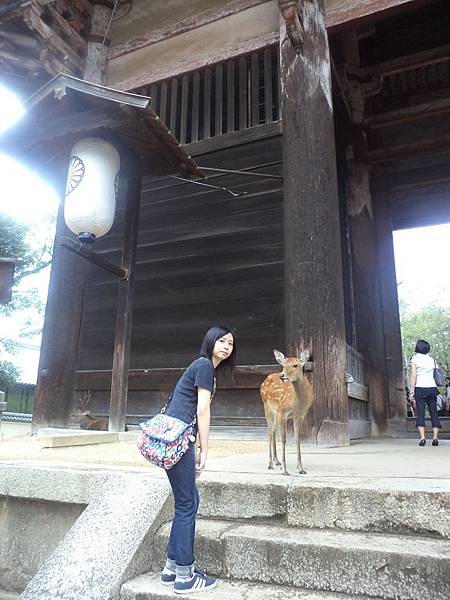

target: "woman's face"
[212,332,234,364]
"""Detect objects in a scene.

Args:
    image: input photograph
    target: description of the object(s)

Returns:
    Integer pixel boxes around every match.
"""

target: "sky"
[0,83,449,384]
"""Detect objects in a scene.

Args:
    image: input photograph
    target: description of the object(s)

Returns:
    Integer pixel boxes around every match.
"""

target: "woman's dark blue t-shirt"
[164,357,215,424]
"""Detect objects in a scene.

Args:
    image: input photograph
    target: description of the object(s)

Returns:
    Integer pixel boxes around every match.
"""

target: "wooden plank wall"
[74,129,284,422]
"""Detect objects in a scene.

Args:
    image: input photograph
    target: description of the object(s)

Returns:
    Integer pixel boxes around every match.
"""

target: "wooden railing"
[139,46,280,144]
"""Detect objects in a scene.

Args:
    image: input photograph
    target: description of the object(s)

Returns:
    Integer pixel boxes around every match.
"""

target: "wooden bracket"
[278,0,304,52]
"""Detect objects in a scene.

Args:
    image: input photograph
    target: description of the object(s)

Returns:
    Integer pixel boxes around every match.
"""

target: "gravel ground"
[0,425,267,467]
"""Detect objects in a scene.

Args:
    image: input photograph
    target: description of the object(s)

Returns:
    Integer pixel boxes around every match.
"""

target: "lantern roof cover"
[1,73,203,179]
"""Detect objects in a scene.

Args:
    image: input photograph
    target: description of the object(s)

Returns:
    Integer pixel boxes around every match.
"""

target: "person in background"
[409,339,441,446]
[445,377,450,412]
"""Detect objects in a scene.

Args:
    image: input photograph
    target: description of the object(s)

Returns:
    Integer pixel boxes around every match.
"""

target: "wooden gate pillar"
[280,0,348,445]
[372,180,406,431]
[347,159,389,434]
[32,190,86,431]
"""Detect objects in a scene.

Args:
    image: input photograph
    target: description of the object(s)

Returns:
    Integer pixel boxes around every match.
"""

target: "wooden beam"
[23,3,84,73]
[0,27,41,50]
[109,31,278,92]
[108,177,141,432]
[43,2,87,55]
[61,236,127,279]
[386,163,450,190]
[355,44,450,80]
[108,0,272,60]
[369,134,450,163]
[77,365,281,391]
[84,1,112,83]
[326,0,420,31]
[184,120,281,157]
[280,0,348,445]
[366,97,450,129]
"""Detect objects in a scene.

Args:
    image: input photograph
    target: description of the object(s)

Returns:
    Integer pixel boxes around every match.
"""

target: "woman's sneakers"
[174,570,217,594]
[160,567,176,586]
[419,438,426,446]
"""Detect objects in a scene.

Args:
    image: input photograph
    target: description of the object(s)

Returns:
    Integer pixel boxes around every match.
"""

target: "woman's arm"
[196,387,212,478]
[409,363,416,402]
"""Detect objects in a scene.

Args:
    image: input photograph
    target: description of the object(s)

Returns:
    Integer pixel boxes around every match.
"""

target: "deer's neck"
[292,377,312,408]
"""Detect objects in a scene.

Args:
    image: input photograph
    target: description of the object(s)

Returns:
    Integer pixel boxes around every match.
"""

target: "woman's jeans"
[415,387,441,428]
[165,443,199,573]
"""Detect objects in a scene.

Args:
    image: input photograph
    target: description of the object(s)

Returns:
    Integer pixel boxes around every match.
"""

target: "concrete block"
[0,497,84,593]
[223,522,450,600]
[120,572,380,599]
[0,465,109,505]
[37,429,118,448]
[19,475,172,600]
[287,482,450,538]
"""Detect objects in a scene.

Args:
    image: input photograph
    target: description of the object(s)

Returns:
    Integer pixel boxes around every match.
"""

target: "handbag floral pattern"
[137,413,195,470]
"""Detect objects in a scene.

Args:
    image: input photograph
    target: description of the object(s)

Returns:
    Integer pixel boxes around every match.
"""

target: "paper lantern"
[64,137,120,243]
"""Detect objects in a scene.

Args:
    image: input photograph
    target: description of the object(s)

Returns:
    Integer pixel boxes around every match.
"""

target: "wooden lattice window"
[141,46,280,144]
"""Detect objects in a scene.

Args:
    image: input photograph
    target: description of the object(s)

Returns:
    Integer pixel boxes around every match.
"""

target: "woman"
[409,339,441,446]
[160,325,236,594]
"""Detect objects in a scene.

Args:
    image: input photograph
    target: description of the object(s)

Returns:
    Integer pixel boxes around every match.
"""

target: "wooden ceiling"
[0,0,92,83]
[332,0,450,229]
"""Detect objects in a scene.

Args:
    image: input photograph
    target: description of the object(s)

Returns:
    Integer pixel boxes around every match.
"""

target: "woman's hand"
[195,449,207,478]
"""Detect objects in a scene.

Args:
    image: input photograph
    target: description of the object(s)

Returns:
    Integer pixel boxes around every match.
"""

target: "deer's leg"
[279,418,289,475]
[266,412,274,469]
[271,416,281,466]
[293,419,307,474]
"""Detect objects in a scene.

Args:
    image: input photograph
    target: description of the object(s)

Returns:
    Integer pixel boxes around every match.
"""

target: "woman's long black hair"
[200,325,237,382]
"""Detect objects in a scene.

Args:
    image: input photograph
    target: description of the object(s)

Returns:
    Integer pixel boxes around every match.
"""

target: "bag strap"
[160,392,197,428]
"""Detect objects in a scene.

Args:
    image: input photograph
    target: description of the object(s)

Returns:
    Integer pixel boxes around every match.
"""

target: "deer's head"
[72,391,92,417]
[273,349,310,383]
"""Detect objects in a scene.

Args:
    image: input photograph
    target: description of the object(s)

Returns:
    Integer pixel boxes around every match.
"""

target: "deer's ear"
[273,349,286,365]
[300,349,310,362]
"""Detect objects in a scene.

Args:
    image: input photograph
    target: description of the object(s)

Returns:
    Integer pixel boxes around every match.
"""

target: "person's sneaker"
[419,438,426,446]
[160,570,176,586]
[432,439,439,446]
[174,570,217,594]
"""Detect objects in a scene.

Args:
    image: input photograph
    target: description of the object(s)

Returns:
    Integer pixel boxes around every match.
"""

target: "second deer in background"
[260,349,313,475]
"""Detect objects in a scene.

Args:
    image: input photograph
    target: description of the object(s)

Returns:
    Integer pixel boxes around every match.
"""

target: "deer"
[260,349,313,475]
[71,391,126,431]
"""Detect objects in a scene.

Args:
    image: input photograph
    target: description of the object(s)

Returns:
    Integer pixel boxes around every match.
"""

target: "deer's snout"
[279,373,288,382]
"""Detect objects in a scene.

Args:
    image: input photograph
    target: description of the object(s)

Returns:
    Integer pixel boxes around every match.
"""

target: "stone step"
[197,475,450,538]
[120,572,381,600]
[153,519,450,600]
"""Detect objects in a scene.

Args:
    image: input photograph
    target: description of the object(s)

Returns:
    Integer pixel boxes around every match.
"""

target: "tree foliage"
[0,360,21,391]
[401,304,450,376]
[0,213,53,387]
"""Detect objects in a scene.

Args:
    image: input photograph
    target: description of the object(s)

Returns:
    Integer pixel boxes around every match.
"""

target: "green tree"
[401,304,450,376]
[0,213,53,387]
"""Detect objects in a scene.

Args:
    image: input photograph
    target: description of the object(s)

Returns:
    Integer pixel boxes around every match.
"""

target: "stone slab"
[120,572,381,600]
[153,518,450,600]
[38,429,118,448]
[224,522,450,600]
[0,465,110,504]
[287,480,450,538]
[19,475,172,600]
